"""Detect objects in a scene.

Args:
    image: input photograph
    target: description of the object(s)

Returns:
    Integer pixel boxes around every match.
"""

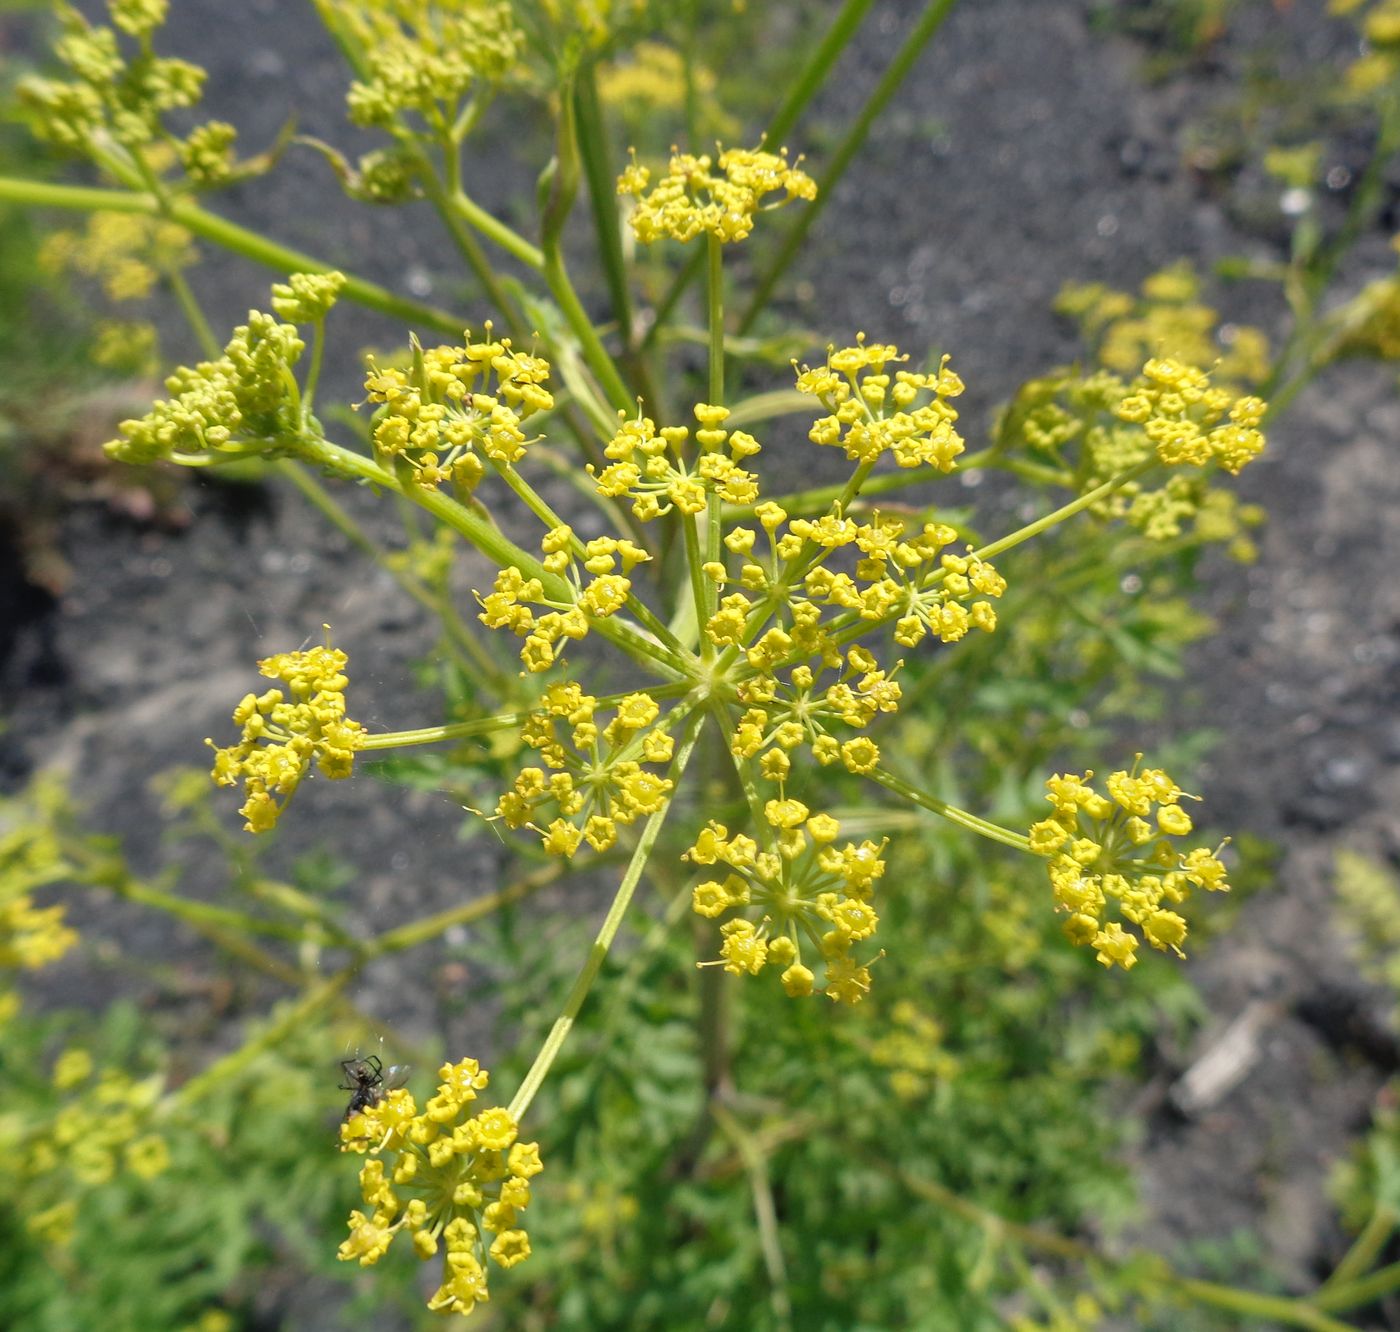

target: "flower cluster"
[478,529,649,674]
[104,273,346,467]
[18,1,205,154]
[494,685,675,854]
[794,335,967,471]
[0,894,77,971]
[1114,357,1266,475]
[1055,264,1270,387]
[338,1057,542,1319]
[39,210,195,305]
[0,800,78,971]
[687,812,886,1004]
[1335,0,1400,94]
[365,327,553,495]
[22,1051,169,1249]
[709,507,1004,679]
[589,402,761,519]
[207,638,365,834]
[337,0,525,129]
[1000,357,1268,551]
[1028,762,1231,970]
[868,1000,959,1101]
[618,144,816,244]
[106,313,305,465]
[725,645,902,779]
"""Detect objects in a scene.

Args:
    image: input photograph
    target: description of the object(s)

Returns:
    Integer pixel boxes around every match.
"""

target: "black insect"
[339,1053,409,1119]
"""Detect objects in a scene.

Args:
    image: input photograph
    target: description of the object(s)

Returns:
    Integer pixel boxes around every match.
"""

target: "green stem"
[275,461,509,691]
[1314,1258,1400,1314]
[507,702,705,1122]
[740,0,961,334]
[1322,1205,1398,1293]
[725,389,813,430]
[574,62,633,353]
[356,681,694,751]
[712,1103,794,1332]
[0,176,470,337]
[414,159,531,342]
[295,433,563,592]
[167,268,220,358]
[365,857,573,958]
[450,186,544,271]
[704,234,726,619]
[893,1168,1361,1332]
[639,0,879,352]
[543,243,635,413]
[104,871,343,947]
[168,970,354,1110]
[760,0,878,148]
[966,459,1154,566]
[867,766,1031,852]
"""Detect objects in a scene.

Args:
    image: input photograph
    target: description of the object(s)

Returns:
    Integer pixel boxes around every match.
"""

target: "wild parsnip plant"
[7,0,1400,1327]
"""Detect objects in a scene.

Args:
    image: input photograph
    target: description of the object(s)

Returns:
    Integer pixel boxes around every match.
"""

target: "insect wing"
[382,1063,411,1091]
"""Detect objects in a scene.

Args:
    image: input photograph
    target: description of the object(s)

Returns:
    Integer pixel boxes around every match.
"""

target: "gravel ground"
[4,0,1399,1324]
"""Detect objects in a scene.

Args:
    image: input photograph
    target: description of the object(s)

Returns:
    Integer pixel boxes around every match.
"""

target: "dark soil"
[5,0,1400,1325]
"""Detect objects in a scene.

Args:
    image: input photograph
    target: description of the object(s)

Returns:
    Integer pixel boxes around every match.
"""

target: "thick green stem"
[639,0,879,352]
[295,434,562,592]
[574,62,634,353]
[1314,1257,1400,1314]
[740,0,961,334]
[0,176,470,336]
[867,766,1031,853]
[365,858,572,958]
[276,460,509,690]
[1322,1205,1398,1295]
[357,681,694,752]
[508,703,704,1122]
[168,970,353,1110]
[762,0,878,148]
[492,460,691,662]
[704,234,726,621]
[544,245,635,414]
[450,186,544,271]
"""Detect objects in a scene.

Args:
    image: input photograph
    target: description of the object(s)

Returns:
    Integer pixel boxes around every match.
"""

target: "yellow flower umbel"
[0,794,79,970]
[39,209,195,305]
[494,684,675,855]
[365,327,553,496]
[999,352,1268,553]
[477,527,648,674]
[17,0,206,156]
[21,1051,168,1249]
[686,811,886,1004]
[338,1057,542,1319]
[588,402,761,521]
[1113,357,1266,475]
[1028,760,1232,969]
[334,0,525,131]
[618,143,816,244]
[1056,263,1271,386]
[208,635,365,833]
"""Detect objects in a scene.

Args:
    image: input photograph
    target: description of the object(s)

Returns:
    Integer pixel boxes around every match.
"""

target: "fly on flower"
[339,1052,410,1120]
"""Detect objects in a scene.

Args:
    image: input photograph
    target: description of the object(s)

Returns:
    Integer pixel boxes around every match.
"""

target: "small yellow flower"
[1030,759,1231,968]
